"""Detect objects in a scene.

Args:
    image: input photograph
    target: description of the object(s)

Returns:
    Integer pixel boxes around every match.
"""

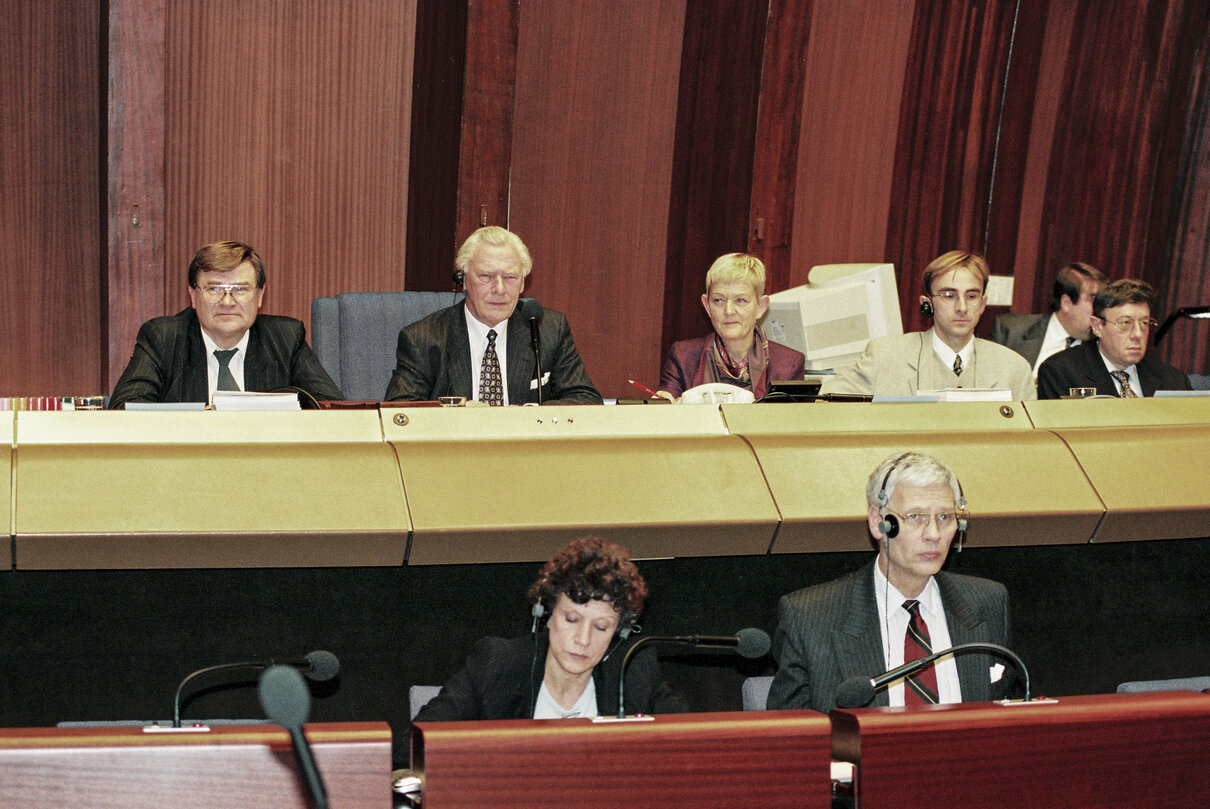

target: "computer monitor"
[761,263,903,372]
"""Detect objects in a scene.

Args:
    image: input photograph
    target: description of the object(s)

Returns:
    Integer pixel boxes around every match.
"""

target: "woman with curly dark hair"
[413,537,688,724]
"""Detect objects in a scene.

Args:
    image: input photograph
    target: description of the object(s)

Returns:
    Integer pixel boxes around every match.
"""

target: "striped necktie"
[479,330,504,406]
[903,599,939,704]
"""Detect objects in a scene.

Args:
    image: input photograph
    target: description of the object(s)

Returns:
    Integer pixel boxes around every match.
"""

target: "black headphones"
[530,600,636,640]
[920,297,934,317]
[452,268,465,287]
[875,455,968,544]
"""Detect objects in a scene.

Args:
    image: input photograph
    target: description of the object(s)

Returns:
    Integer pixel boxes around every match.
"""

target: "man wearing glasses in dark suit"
[108,240,342,408]
[1037,279,1192,398]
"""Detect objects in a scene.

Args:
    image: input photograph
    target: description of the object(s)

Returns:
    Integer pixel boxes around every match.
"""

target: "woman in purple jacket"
[658,253,804,400]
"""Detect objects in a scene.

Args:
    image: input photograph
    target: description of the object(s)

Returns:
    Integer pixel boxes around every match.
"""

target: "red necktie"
[903,599,938,704]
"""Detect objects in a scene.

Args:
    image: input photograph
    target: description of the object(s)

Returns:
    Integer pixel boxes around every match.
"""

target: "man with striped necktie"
[768,452,1015,713]
[1037,279,1192,399]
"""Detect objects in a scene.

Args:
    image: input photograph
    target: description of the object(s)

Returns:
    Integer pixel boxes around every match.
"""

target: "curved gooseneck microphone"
[173,650,340,727]
[616,628,771,718]
[520,299,544,404]
[834,641,1029,709]
[259,665,329,809]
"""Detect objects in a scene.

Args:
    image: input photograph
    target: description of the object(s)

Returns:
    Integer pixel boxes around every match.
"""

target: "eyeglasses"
[1097,316,1159,333]
[888,511,960,531]
[468,272,523,288]
[197,283,257,303]
[930,290,984,306]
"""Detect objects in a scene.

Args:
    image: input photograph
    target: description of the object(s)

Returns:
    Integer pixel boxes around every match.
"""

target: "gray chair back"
[1116,676,1210,693]
[741,675,774,710]
[408,684,443,721]
[311,291,463,401]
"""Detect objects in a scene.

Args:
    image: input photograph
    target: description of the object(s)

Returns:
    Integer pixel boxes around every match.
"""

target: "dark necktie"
[952,354,963,377]
[903,599,939,704]
[479,330,503,406]
[214,349,240,391]
[1065,335,1077,349]
[1111,369,1137,398]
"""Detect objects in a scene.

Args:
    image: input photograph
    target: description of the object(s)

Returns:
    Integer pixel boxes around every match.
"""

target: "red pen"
[627,379,660,397]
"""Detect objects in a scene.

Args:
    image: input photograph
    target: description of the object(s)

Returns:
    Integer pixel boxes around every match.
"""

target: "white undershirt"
[533,677,598,719]
[1033,313,1082,377]
[872,563,962,706]
[465,306,510,405]
[198,327,251,401]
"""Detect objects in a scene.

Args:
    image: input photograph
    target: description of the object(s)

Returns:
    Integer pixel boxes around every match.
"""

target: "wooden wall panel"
[1031,0,1204,313]
[0,1,102,397]
[661,1,767,354]
[885,0,1023,334]
[510,0,686,399]
[404,0,468,291]
[788,0,915,286]
[108,0,167,390]
[746,0,812,299]
[164,1,417,337]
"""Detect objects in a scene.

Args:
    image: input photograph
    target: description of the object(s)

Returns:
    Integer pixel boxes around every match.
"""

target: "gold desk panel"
[722,404,1102,553]
[1023,398,1210,543]
[385,405,778,565]
[13,411,408,569]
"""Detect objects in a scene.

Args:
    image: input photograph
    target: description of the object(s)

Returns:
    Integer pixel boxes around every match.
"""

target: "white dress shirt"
[465,307,510,404]
[198,327,251,400]
[873,563,962,706]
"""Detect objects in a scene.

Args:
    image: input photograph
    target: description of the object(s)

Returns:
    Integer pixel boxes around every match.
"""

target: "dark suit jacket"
[658,334,805,399]
[990,312,1050,367]
[1036,340,1192,399]
[108,308,343,409]
[384,304,602,403]
[404,631,688,766]
[767,559,1014,713]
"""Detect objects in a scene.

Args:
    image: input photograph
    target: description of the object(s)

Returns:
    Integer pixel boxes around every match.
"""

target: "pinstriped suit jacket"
[767,559,1014,713]
[384,304,602,404]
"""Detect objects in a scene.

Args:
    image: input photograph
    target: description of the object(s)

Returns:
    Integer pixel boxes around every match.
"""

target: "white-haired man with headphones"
[767,452,1014,712]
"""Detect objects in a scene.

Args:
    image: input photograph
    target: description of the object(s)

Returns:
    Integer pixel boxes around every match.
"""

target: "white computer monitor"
[761,263,903,372]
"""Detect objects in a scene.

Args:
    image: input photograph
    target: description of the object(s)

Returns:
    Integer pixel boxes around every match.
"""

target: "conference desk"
[6,397,1210,568]
[0,721,391,809]
[411,709,833,808]
[831,691,1210,807]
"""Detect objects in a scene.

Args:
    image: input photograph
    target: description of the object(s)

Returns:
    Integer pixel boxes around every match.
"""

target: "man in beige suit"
[820,251,1035,400]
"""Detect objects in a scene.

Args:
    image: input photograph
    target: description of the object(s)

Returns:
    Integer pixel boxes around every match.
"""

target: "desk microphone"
[835,642,1029,708]
[173,650,340,727]
[259,665,329,809]
[616,628,771,718]
[520,299,544,404]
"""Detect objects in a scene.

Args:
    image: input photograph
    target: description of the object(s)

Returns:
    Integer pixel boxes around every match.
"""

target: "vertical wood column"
[107,0,167,388]
[456,0,519,243]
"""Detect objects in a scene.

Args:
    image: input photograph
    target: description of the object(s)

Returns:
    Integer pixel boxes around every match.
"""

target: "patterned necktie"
[903,599,939,704]
[214,349,240,391]
[1111,369,1137,398]
[952,354,963,377]
[479,329,504,406]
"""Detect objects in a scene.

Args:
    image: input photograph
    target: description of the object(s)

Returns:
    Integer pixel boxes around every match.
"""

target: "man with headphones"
[819,251,1035,400]
[384,226,602,404]
[767,452,1014,713]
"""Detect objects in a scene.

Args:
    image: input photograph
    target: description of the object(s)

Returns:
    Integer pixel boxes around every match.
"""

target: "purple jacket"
[659,334,805,399]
